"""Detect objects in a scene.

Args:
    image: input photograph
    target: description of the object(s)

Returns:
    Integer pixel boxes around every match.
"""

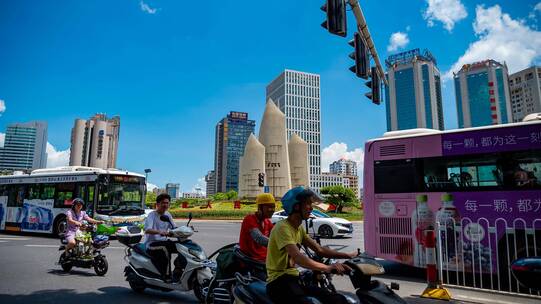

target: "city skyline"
[1,1,540,192]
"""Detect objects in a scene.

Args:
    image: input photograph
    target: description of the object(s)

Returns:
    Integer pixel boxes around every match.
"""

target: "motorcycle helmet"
[281,187,323,216]
[71,198,85,210]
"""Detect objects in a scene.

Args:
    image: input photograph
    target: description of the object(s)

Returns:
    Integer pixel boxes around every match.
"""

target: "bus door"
[0,185,8,230]
[75,183,96,217]
[5,184,26,231]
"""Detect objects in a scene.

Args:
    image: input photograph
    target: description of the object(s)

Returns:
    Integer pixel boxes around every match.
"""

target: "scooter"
[58,222,112,276]
[510,257,541,291]
[232,219,406,304]
[119,213,215,302]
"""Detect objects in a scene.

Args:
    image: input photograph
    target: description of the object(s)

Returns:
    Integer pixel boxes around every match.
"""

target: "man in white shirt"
[144,193,177,281]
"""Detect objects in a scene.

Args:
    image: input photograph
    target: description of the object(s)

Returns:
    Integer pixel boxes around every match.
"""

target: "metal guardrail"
[435,217,541,298]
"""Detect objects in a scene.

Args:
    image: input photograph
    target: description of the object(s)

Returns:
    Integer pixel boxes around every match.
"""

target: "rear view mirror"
[511,257,541,291]
[160,215,171,223]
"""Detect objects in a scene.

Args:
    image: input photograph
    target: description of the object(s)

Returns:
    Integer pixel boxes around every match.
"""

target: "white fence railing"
[436,217,541,298]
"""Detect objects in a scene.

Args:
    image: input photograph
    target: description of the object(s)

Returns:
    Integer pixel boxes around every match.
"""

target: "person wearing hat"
[266,186,357,304]
[238,193,276,262]
[64,198,103,254]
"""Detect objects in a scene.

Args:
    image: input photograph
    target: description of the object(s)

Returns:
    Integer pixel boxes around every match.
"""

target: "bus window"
[0,185,7,197]
[55,183,75,208]
[374,159,422,193]
[28,185,41,200]
[8,185,26,207]
[41,185,55,200]
[501,150,541,189]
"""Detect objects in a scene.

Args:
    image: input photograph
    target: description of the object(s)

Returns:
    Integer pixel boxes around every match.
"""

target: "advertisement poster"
[19,199,54,232]
[0,196,6,230]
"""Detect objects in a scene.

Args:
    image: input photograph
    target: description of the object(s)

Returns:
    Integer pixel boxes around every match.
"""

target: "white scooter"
[118,213,215,302]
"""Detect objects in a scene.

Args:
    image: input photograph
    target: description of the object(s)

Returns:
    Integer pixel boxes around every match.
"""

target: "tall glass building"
[453,60,512,128]
[214,112,255,193]
[0,121,48,172]
[384,49,444,131]
[266,69,321,186]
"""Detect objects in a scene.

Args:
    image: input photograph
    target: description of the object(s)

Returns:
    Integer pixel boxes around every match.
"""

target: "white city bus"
[0,166,147,235]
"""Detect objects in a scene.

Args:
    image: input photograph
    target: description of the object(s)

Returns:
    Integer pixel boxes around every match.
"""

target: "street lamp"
[144,168,152,181]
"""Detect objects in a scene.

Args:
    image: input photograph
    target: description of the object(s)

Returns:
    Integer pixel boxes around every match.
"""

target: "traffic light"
[365,67,381,105]
[321,0,347,37]
[348,32,370,79]
[258,173,265,187]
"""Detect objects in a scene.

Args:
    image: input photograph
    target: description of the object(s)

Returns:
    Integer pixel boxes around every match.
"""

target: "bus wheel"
[53,216,67,237]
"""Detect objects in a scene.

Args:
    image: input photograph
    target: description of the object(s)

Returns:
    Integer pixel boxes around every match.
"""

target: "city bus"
[0,166,147,235]
[363,118,541,289]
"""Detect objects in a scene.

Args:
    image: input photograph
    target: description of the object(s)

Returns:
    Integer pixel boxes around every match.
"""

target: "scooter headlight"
[189,248,206,261]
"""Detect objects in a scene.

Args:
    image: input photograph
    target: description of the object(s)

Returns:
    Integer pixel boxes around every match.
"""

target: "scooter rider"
[266,187,357,304]
[238,193,276,262]
[143,193,178,282]
[65,198,103,255]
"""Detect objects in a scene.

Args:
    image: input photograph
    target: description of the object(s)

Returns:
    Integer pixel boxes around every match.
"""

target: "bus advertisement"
[363,120,541,278]
[0,167,147,235]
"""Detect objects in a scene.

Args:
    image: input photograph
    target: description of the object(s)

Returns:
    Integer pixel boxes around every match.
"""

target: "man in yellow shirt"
[266,186,357,304]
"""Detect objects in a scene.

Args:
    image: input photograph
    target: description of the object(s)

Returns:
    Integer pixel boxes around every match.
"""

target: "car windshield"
[97,175,145,215]
[311,209,330,218]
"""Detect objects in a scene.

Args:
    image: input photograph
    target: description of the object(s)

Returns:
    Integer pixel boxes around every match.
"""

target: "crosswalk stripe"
[0,237,30,241]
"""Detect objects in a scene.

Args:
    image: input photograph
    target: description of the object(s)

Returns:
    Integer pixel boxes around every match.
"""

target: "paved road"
[0,220,539,304]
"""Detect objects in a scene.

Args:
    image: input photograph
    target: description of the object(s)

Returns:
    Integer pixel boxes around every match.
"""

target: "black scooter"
[232,219,407,304]
[510,257,541,291]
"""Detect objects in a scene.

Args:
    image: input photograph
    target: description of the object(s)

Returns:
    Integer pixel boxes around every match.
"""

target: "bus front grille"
[379,236,413,256]
[378,217,411,235]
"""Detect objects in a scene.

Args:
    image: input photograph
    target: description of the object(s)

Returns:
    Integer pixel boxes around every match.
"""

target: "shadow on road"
[47,269,97,277]
[0,287,198,304]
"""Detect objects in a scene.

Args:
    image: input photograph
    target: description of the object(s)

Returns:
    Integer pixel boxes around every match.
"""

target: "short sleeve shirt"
[239,214,273,262]
[266,220,308,283]
[66,209,90,233]
[143,210,174,246]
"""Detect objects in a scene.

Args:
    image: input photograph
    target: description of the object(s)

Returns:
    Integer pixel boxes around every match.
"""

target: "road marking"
[0,240,7,243]
[25,244,58,248]
[453,294,527,304]
[0,237,30,241]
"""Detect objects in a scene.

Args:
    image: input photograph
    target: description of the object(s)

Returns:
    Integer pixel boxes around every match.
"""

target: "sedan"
[271,209,353,238]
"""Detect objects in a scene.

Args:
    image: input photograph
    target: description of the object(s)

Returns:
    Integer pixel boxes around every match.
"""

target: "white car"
[271,209,353,238]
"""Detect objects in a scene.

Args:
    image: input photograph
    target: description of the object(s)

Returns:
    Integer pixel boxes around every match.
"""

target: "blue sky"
[0,0,540,192]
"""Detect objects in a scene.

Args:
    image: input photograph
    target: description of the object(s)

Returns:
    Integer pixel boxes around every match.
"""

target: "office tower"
[214,111,255,193]
[205,170,216,197]
[385,49,444,131]
[509,66,541,122]
[165,183,180,199]
[266,69,321,186]
[329,159,358,176]
[454,59,512,128]
[0,121,47,171]
[69,114,120,169]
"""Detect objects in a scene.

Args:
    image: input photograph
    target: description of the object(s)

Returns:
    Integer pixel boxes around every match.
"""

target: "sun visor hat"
[297,188,324,203]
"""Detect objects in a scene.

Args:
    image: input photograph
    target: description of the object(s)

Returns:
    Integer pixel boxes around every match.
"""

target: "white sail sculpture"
[238,134,266,199]
[288,133,309,188]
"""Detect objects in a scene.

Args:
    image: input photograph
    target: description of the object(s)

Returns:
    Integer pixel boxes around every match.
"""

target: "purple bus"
[363,120,541,290]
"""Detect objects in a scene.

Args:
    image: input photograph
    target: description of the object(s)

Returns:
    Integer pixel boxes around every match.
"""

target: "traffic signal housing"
[348,32,370,79]
[258,172,265,187]
[365,67,381,105]
[321,0,347,37]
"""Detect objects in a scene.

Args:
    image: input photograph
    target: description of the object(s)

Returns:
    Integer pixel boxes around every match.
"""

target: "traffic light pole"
[347,0,388,85]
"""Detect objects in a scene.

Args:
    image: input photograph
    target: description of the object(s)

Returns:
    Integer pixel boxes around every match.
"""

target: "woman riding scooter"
[64,198,103,255]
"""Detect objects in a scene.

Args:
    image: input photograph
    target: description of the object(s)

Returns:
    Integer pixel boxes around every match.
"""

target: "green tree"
[212,192,228,201]
[320,185,358,213]
[145,191,157,207]
[226,190,238,200]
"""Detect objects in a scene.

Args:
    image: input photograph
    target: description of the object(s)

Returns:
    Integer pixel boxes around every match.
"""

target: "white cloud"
[146,182,158,191]
[192,177,206,196]
[0,133,4,148]
[423,0,467,32]
[321,142,364,180]
[387,31,410,52]
[46,142,70,168]
[444,5,541,80]
[0,99,5,116]
[140,1,157,14]
[536,2,541,12]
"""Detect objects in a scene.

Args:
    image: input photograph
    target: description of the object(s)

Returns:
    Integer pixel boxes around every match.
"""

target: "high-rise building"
[329,159,358,176]
[454,59,512,128]
[0,121,47,171]
[509,66,541,122]
[69,114,120,169]
[266,69,321,186]
[384,49,444,131]
[214,111,255,193]
[205,170,216,197]
[166,183,180,199]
